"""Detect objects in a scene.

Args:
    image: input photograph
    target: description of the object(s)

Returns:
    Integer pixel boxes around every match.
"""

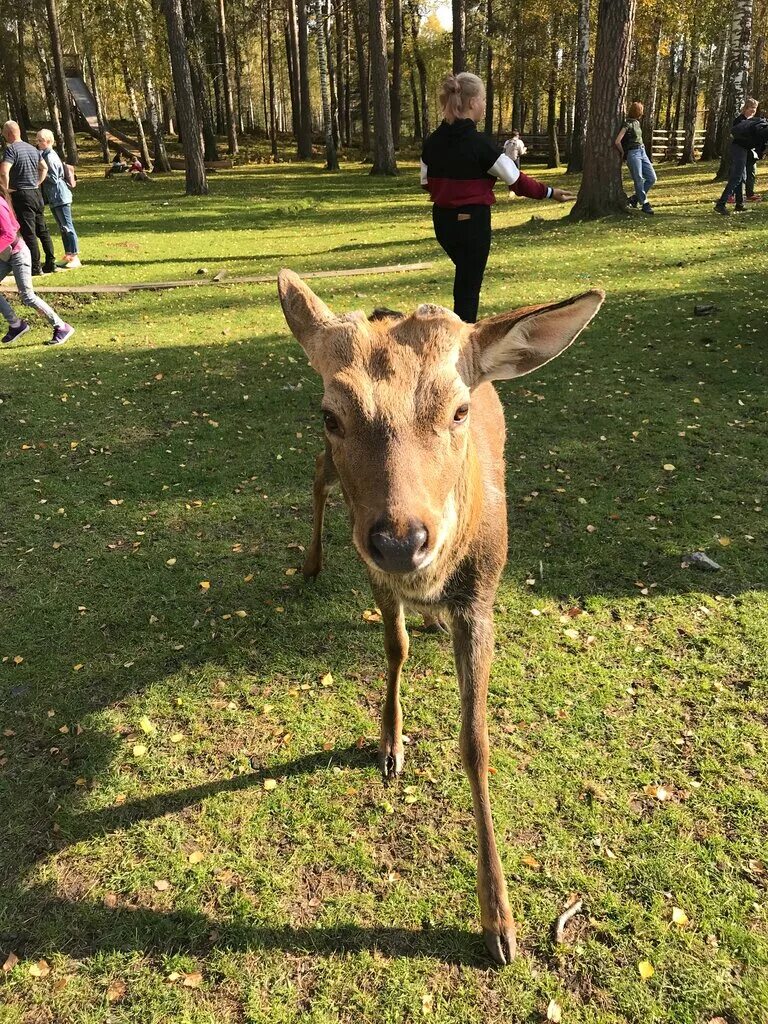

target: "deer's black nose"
[368,519,429,574]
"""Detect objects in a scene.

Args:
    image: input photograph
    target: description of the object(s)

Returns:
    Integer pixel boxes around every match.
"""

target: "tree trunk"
[324,0,340,148]
[547,17,560,168]
[315,0,340,168]
[335,0,347,145]
[643,17,662,155]
[130,6,172,172]
[369,0,397,173]
[571,0,637,220]
[163,0,208,194]
[409,67,421,139]
[568,0,590,173]
[285,8,300,141]
[217,0,239,154]
[406,0,429,140]
[30,8,66,154]
[716,0,753,180]
[344,4,352,144]
[391,0,403,147]
[670,33,687,156]
[183,0,219,161]
[45,0,78,163]
[702,35,727,160]
[121,54,153,168]
[752,33,764,98]
[452,0,465,73]
[679,21,700,163]
[484,0,494,135]
[296,0,313,157]
[15,19,31,137]
[352,0,371,155]
[266,0,279,159]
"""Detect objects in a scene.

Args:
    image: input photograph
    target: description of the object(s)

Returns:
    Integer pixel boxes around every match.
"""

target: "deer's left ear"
[462,290,605,387]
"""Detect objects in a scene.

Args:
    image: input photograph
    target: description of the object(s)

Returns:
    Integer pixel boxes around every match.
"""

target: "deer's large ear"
[463,290,605,386]
[277,269,337,357]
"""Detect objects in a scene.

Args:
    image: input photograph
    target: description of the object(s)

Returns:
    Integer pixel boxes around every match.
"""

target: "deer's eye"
[453,403,469,424]
[323,410,341,434]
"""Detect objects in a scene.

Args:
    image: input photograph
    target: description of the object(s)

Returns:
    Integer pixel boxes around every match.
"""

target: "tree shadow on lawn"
[1,293,767,965]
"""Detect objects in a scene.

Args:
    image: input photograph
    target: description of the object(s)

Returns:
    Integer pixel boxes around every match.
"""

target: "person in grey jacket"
[36,129,81,269]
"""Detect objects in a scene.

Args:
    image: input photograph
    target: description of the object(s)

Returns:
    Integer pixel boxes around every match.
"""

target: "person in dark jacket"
[729,98,761,204]
[421,72,574,323]
[715,108,768,215]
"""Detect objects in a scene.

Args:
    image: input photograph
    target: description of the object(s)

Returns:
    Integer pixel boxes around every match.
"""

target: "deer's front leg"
[372,587,408,780]
[452,607,516,966]
[302,446,338,579]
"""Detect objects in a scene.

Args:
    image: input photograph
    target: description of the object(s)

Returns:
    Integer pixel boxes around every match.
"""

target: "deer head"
[278,270,604,578]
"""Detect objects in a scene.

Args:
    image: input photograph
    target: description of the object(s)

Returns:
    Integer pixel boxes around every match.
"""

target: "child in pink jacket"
[0,184,74,346]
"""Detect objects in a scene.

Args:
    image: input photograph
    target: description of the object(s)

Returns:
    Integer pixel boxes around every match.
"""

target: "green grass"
[1,138,767,1023]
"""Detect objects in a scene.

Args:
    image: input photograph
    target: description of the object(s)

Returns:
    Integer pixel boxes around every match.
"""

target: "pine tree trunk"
[679,21,700,163]
[324,0,340,148]
[344,6,353,144]
[391,0,403,147]
[16,19,31,137]
[217,0,239,153]
[45,0,78,163]
[568,0,590,172]
[670,33,687,157]
[162,0,208,194]
[296,0,313,158]
[484,0,494,135]
[285,6,301,140]
[266,0,279,159]
[335,0,347,145]
[409,66,421,139]
[369,0,397,173]
[643,17,662,155]
[547,17,561,167]
[406,0,429,140]
[314,0,339,169]
[130,6,172,172]
[752,33,764,97]
[352,0,372,155]
[452,0,465,73]
[716,0,753,180]
[570,0,637,220]
[182,0,220,161]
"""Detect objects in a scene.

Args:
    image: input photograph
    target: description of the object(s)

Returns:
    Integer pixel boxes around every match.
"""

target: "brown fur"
[278,270,604,963]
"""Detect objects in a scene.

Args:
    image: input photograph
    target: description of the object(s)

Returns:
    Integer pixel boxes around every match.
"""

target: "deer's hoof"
[378,748,404,780]
[482,922,517,966]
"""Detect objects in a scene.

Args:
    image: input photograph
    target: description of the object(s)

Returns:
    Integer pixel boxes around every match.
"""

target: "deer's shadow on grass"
[1,285,767,964]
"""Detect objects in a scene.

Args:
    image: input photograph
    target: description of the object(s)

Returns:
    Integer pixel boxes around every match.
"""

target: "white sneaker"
[57,255,82,269]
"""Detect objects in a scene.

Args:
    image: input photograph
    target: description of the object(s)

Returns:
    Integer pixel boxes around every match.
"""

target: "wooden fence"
[493,128,707,164]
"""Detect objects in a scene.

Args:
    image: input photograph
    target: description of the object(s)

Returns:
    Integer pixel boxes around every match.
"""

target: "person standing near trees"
[36,130,82,269]
[0,121,58,275]
[728,98,761,205]
[613,101,657,215]
[714,108,768,216]
[420,73,574,323]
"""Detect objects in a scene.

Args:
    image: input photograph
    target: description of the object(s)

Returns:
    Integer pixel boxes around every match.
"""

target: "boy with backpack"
[715,104,768,215]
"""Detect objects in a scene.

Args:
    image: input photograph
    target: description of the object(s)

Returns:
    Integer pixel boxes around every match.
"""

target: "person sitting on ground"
[0,180,74,346]
[129,156,150,182]
[106,152,128,177]
[613,100,657,215]
[503,130,527,168]
[0,119,58,274]
[36,129,82,270]
[729,97,761,205]
[714,108,768,215]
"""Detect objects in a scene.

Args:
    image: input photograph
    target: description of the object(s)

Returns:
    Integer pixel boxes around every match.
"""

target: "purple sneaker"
[45,323,75,346]
[2,320,30,344]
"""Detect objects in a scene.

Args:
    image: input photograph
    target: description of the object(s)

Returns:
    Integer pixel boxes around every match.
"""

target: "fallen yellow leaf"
[2,951,19,972]
[638,960,655,980]
[106,979,126,1002]
[188,851,205,864]
[153,879,170,891]
[718,537,731,547]
[643,784,669,801]
[182,971,203,988]
[671,907,689,926]
[166,557,177,566]
[521,854,541,869]
[73,664,84,671]
[320,672,333,687]
[29,960,50,978]
[663,464,676,472]
[170,732,184,743]
[132,744,147,757]
[546,999,563,1022]
[139,716,156,735]
[263,778,278,791]
[199,580,211,590]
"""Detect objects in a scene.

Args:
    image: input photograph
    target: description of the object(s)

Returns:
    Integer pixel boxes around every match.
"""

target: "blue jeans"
[718,144,749,207]
[0,244,65,328]
[51,203,79,254]
[626,146,657,207]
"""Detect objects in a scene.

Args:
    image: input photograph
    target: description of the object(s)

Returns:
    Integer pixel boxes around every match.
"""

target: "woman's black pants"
[432,204,492,323]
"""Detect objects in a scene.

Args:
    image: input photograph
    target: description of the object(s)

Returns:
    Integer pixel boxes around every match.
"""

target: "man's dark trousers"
[717,144,749,208]
[11,188,55,273]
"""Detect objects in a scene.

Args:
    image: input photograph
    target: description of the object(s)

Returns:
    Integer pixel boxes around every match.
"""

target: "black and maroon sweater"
[421,118,553,207]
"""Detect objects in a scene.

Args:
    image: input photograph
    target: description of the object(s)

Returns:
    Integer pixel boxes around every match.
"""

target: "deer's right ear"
[277,269,337,359]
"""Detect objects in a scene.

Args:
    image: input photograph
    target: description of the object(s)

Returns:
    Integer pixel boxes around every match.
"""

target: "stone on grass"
[682,551,721,571]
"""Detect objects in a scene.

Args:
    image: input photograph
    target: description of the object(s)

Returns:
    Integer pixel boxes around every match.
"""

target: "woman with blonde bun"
[421,72,574,322]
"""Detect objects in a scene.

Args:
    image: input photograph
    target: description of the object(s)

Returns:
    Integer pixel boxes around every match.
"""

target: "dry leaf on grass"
[320,672,333,687]
[671,907,689,926]
[182,971,203,988]
[263,778,278,791]
[106,979,127,1002]
[154,879,171,891]
[29,959,50,978]
[643,784,670,801]
[521,854,541,869]
[2,951,19,972]
[546,999,563,1022]
[188,851,205,864]
[139,716,156,735]
[132,744,147,757]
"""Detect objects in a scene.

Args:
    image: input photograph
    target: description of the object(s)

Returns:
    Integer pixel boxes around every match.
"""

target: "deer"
[277,270,604,965]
